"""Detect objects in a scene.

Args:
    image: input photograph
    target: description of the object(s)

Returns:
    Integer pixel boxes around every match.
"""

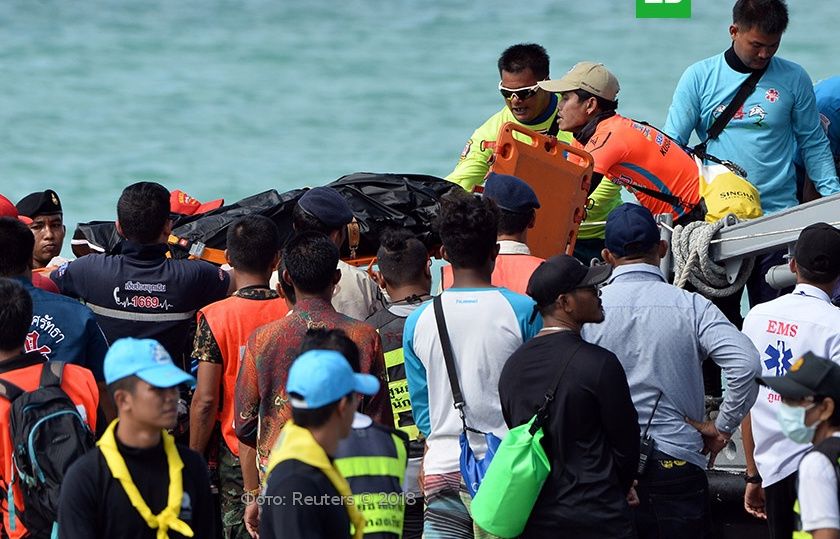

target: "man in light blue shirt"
[796,76,840,203]
[665,0,839,214]
[664,0,839,308]
[582,203,760,539]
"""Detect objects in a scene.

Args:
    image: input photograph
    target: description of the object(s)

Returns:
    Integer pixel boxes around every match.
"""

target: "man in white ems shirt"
[758,352,840,538]
[741,222,840,539]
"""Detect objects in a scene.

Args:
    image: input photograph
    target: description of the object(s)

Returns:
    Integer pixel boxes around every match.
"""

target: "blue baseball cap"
[287,350,379,409]
[605,203,660,257]
[104,338,196,387]
[297,187,353,229]
[483,173,540,213]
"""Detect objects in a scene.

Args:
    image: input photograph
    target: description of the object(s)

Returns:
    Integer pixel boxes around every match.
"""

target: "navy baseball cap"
[297,187,353,229]
[287,349,379,409]
[758,352,840,401]
[605,203,661,257]
[483,173,540,213]
[104,338,195,387]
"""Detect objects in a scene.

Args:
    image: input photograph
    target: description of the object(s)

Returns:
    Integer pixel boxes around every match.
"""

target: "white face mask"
[777,402,821,444]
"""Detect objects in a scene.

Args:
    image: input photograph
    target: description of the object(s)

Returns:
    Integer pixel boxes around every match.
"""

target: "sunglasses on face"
[498,81,541,101]
[571,285,602,297]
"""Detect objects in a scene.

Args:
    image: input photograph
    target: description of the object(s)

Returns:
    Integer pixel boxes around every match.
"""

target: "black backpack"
[0,362,95,538]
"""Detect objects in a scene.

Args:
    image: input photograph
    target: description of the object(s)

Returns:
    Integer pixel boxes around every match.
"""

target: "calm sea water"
[1,0,838,237]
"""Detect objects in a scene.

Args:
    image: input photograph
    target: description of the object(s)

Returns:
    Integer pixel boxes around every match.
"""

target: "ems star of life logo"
[764,341,793,377]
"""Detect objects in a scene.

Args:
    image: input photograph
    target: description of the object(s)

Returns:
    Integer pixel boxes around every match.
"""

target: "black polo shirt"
[499,330,640,538]
[51,241,229,368]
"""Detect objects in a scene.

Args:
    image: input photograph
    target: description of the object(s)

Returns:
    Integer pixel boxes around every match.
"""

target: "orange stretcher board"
[490,122,594,260]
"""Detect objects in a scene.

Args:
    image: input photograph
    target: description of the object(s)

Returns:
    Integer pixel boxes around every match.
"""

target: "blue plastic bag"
[460,430,502,497]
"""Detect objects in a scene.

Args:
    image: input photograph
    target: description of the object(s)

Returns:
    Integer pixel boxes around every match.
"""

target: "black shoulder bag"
[692,66,768,177]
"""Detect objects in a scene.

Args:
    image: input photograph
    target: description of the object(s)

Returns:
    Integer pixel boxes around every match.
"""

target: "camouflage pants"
[218,441,250,539]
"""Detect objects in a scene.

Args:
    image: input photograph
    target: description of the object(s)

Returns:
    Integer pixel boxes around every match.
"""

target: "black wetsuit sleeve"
[57,453,100,538]
[597,352,641,492]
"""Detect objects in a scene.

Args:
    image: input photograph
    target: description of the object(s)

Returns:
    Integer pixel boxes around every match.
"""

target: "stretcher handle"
[499,122,595,172]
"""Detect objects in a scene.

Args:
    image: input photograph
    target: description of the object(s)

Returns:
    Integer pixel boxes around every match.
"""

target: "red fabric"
[31,272,59,294]
[170,190,224,216]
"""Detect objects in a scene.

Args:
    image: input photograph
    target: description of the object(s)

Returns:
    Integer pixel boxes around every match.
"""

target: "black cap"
[16,190,62,218]
[526,254,612,308]
[758,352,840,401]
[794,223,840,279]
[297,187,353,229]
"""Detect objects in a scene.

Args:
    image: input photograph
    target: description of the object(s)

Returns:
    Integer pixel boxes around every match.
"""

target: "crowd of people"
[0,0,839,538]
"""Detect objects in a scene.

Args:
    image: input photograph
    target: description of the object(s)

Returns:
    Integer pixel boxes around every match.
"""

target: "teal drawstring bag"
[471,341,582,538]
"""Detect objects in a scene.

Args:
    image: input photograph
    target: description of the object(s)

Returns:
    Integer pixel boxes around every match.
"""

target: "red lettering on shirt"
[766,320,798,337]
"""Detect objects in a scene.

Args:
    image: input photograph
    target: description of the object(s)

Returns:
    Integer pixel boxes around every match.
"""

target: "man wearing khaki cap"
[539,62,704,226]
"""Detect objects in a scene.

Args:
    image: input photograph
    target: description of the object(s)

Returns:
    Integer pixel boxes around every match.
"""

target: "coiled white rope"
[670,219,754,297]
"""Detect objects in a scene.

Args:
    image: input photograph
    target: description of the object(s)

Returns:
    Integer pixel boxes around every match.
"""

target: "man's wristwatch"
[744,472,762,484]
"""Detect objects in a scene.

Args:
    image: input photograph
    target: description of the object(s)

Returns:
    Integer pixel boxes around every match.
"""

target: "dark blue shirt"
[17,276,109,381]
[51,241,230,368]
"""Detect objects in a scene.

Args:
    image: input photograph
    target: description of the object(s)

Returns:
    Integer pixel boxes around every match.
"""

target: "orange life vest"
[199,293,288,454]
[441,253,544,295]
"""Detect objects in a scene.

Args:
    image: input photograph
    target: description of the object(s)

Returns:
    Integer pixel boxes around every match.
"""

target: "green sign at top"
[636,0,691,18]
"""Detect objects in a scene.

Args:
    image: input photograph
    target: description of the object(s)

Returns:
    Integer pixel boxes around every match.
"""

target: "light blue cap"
[287,349,379,409]
[104,338,196,387]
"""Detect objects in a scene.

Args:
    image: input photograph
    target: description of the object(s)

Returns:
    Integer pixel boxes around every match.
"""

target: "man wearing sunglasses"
[446,43,569,193]
[446,45,622,266]
[499,255,640,537]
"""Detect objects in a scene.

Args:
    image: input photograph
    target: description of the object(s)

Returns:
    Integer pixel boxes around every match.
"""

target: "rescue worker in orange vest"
[442,173,544,295]
[300,328,409,539]
[540,61,745,382]
[189,215,288,539]
[539,62,704,225]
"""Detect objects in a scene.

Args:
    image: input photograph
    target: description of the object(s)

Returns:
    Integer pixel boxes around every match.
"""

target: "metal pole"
[656,213,673,278]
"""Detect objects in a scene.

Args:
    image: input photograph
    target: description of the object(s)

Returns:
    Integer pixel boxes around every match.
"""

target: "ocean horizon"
[2,0,837,235]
